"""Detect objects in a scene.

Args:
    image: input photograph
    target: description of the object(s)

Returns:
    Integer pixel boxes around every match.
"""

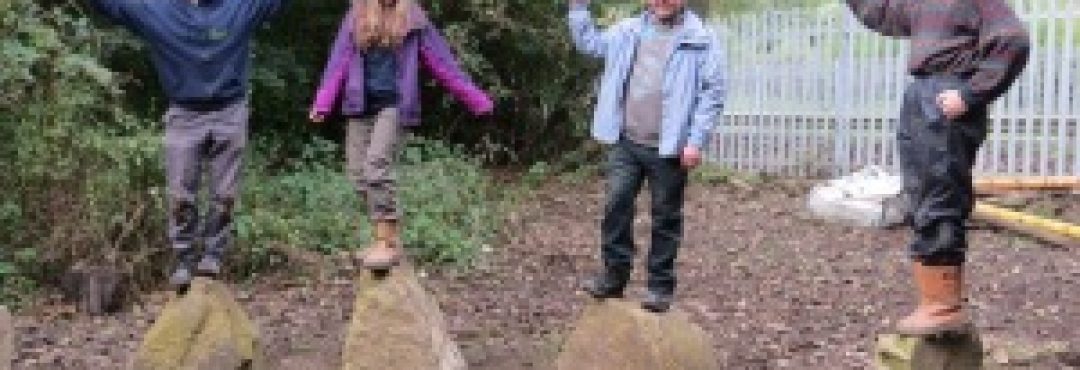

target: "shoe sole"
[588,293,624,300]
[641,302,672,313]
[582,285,625,300]
[362,259,402,271]
[195,267,221,277]
[894,322,974,337]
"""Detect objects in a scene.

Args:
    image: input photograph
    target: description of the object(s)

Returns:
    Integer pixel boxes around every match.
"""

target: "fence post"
[833,10,857,176]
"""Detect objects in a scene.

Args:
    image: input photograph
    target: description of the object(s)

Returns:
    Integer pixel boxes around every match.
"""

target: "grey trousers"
[347,108,402,221]
[163,100,249,258]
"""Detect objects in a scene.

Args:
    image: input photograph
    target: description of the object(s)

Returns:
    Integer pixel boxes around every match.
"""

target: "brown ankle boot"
[362,220,403,270]
[895,262,970,335]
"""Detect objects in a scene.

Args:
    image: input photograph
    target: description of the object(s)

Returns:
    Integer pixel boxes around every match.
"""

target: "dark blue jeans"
[601,139,688,295]
[897,77,988,266]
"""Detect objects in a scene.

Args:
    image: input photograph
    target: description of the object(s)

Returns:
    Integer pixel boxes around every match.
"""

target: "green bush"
[398,137,503,264]
[0,0,166,305]
[231,136,504,276]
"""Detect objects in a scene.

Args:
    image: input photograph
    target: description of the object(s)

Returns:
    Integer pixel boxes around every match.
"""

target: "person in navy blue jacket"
[86,0,285,290]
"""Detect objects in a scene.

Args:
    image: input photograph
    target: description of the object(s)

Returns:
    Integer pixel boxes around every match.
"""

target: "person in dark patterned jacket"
[845,0,1030,336]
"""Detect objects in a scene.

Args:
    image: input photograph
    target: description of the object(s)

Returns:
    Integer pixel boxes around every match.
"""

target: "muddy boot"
[362,220,403,271]
[169,246,197,290]
[895,262,970,336]
[582,268,629,299]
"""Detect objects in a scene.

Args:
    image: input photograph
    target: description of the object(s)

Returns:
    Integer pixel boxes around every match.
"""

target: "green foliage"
[230,136,504,275]
[0,0,167,305]
[398,137,504,264]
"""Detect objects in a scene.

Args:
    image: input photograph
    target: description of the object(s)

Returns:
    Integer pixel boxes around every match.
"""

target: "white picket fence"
[707,0,1080,177]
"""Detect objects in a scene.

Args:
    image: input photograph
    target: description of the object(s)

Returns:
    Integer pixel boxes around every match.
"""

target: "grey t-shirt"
[623,28,676,147]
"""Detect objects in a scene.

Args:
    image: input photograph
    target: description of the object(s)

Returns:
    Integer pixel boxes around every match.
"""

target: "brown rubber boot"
[895,262,970,336]
[362,220,403,270]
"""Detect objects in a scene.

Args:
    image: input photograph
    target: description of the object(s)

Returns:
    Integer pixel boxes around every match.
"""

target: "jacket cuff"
[959,82,982,108]
[687,130,707,149]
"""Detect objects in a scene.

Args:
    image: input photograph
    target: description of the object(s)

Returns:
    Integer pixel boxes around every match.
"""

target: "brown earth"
[10,180,1080,369]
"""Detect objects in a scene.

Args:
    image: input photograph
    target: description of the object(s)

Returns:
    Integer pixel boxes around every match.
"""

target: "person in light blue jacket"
[568,0,726,312]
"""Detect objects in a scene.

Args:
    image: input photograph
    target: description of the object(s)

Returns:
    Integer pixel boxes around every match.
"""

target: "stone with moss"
[342,265,465,370]
[132,278,262,370]
[876,329,983,370]
[554,299,718,370]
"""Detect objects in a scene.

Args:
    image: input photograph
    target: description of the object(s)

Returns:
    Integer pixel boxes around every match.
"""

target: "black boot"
[582,268,629,299]
[196,253,222,277]
[169,246,198,289]
[641,290,673,313]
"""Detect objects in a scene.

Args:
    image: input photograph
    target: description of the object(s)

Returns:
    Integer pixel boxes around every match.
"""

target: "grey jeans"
[163,100,249,258]
[347,107,402,221]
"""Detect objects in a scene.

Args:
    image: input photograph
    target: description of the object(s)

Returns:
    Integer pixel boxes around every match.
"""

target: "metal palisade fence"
[707,0,1080,177]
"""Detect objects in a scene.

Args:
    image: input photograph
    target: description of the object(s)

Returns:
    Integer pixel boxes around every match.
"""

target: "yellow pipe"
[973,202,1080,244]
[974,176,1080,190]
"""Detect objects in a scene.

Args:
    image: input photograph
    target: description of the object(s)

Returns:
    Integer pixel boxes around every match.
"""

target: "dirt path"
[10,180,1080,369]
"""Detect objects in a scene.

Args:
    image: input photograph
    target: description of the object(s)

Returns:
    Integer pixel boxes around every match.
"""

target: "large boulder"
[1,306,11,370]
[554,300,717,370]
[876,329,983,370]
[342,266,465,370]
[132,278,262,370]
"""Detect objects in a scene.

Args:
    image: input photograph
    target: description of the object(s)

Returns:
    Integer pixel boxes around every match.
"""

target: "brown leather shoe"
[895,262,970,336]
[362,220,403,270]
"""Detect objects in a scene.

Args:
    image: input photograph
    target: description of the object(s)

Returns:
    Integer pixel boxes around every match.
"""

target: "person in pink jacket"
[310,0,494,272]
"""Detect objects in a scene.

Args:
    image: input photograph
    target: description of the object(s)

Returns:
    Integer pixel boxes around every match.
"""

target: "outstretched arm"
[418,24,494,117]
[310,13,357,120]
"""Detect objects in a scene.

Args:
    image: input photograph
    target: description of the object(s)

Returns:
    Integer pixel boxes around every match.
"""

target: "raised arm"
[418,24,494,117]
[311,13,358,117]
[960,0,1031,106]
[567,0,615,59]
[844,0,912,37]
[687,33,727,150]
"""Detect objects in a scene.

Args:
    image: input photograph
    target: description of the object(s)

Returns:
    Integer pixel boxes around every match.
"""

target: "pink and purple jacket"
[311,7,494,125]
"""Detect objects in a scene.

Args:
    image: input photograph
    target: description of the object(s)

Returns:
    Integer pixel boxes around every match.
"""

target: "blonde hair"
[353,0,415,49]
